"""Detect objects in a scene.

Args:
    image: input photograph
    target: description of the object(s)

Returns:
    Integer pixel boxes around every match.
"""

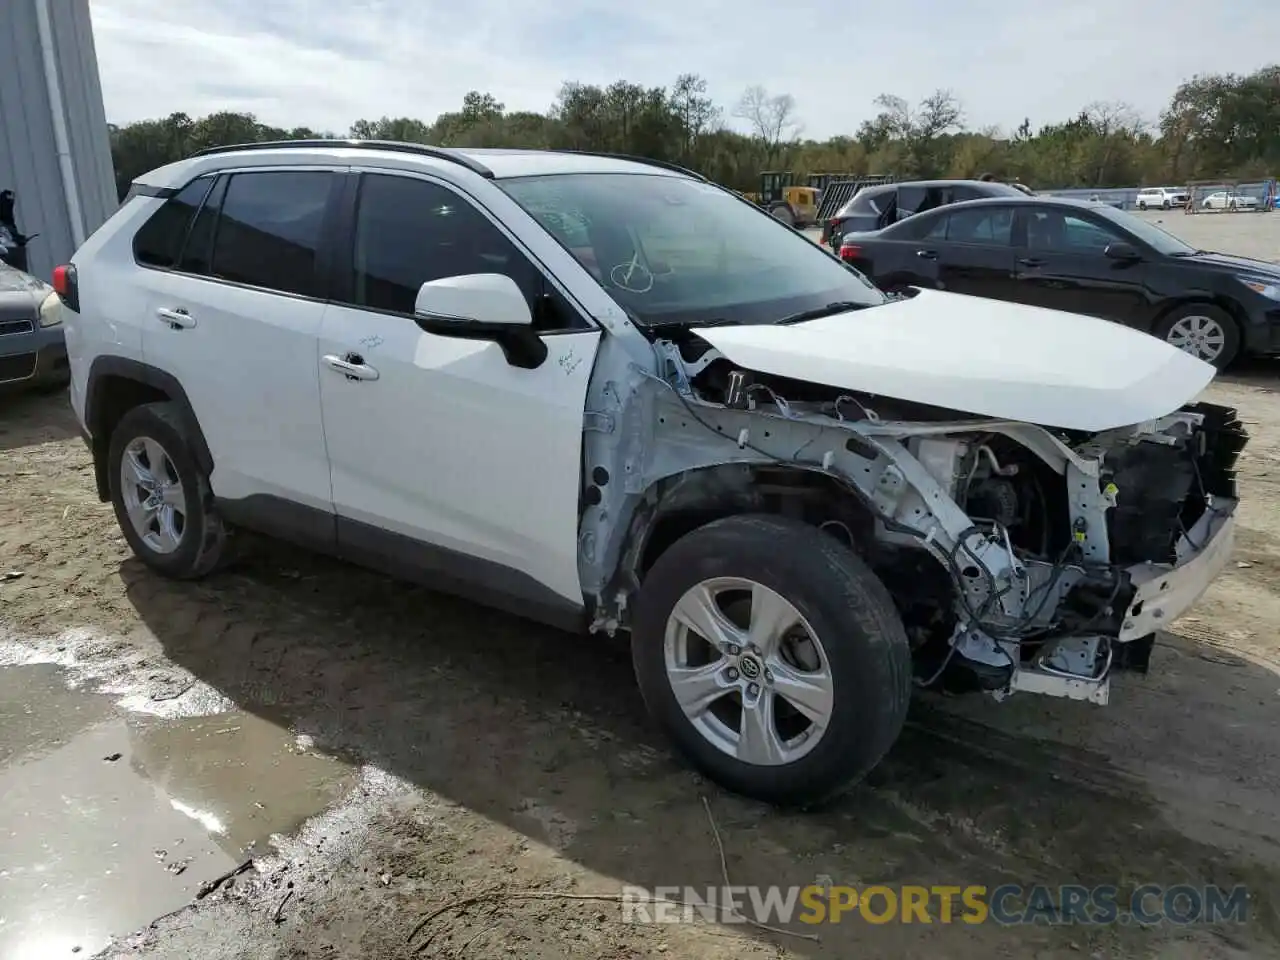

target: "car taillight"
[52,263,79,313]
[839,243,861,262]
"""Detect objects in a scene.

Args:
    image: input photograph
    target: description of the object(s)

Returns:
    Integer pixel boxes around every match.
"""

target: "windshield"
[500,173,886,327]
[1092,205,1197,256]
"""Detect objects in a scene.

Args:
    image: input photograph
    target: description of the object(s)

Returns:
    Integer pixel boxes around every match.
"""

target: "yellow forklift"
[754,171,819,227]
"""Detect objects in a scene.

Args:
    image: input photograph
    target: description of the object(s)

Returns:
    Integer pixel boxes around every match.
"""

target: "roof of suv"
[135,140,701,192]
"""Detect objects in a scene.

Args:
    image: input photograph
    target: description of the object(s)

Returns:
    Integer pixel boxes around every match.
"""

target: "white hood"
[696,289,1216,432]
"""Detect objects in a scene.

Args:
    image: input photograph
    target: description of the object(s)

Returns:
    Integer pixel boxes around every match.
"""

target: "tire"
[631,514,912,806]
[1138,201,1147,210]
[770,204,796,227]
[1162,200,1171,209]
[1154,303,1241,370]
[108,401,230,579]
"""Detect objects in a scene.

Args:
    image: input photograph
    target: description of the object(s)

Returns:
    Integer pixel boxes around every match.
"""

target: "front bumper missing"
[1118,497,1239,642]
[996,496,1238,706]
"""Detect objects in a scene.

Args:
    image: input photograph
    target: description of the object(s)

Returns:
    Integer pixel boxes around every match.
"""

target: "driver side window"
[1026,210,1124,254]
[345,174,585,330]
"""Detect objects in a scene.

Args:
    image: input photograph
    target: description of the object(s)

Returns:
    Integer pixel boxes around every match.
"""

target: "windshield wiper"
[775,301,868,325]
[646,316,748,330]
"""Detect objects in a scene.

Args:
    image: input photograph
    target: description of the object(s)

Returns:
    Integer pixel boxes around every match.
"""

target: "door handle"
[156,307,196,329]
[915,249,938,259]
[1017,257,1045,268]
[323,353,380,382]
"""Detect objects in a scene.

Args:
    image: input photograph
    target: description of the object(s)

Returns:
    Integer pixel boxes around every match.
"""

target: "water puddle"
[0,663,356,958]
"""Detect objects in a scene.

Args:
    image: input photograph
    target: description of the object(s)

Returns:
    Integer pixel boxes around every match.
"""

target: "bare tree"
[861,89,963,177]
[868,90,963,141]
[1082,101,1147,185]
[670,73,721,161]
[734,85,802,156]
[1083,100,1146,136]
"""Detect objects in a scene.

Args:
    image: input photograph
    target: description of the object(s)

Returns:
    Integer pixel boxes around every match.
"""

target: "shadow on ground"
[3,389,1276,956]
[120,536,1280,957]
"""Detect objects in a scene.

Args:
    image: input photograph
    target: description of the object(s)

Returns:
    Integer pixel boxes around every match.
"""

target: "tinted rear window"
[208,171,335,297]
[132,177,215,268]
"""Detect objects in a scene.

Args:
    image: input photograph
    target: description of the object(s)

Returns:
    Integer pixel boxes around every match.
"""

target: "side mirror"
[413,273,547,369]
[1104,241,1141,261]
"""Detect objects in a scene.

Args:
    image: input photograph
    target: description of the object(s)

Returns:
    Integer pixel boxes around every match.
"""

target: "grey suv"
[825,179,1026,249]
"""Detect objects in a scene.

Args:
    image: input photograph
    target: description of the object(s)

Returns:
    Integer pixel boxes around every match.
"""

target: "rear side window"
[178,175,227,275]
[132,177,214,268]
[942,207,1015,245]
[208,171,335,298]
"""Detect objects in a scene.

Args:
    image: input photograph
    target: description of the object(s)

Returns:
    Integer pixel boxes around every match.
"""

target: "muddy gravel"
[2,213,1280,960]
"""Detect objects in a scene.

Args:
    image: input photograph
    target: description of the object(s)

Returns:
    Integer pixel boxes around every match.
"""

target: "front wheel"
[1138,201,1147,210]
[631,514,912,806]
[1155,304,1240,369]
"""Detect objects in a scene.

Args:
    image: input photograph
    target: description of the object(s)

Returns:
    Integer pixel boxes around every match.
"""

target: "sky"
[88,0,1276,140]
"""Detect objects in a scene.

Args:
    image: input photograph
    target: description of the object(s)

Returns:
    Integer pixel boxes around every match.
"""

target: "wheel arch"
[618,462,882,589]
[85,357,213,502]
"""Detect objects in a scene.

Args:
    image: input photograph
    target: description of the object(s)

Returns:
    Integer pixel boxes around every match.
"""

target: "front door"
[1010,208,1150,324]
[316,171,600,616]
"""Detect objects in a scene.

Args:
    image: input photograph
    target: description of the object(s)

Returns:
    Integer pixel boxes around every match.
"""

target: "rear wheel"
[1155,303,1240,369]
[108,402,230,579]
[770,204,796,227]
[631,514,912,806]
[1138,201,1147,210]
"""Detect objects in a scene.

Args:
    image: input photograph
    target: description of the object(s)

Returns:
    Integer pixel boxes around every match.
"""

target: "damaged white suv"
[59,141,1246,805]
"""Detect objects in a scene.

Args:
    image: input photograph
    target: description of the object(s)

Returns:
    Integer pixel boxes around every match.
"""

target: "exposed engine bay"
[581,332,1248,706]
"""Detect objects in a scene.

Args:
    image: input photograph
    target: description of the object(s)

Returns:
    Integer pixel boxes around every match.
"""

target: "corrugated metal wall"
[0,0,116,282]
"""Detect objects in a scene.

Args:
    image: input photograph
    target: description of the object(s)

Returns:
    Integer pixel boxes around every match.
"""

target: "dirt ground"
[2,212,1280,960]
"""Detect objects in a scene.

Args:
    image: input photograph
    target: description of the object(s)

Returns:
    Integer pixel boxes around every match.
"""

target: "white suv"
[1135,187,1189,210]
[57,140,1246,805]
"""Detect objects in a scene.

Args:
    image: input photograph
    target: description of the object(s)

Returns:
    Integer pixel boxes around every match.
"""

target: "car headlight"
[38,290,63,327]
[1241,277,1280,300]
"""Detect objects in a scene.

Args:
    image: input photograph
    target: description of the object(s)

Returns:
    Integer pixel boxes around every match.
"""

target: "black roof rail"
[188,139,495,178]
[566,150,707,181]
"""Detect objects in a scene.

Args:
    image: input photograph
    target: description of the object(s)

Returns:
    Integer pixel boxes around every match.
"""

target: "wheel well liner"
[625,464,879,583]
[84,357,213,502]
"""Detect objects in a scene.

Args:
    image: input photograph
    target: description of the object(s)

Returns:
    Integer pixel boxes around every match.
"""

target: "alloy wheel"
[120,435,188,554]
[662,576,834,766]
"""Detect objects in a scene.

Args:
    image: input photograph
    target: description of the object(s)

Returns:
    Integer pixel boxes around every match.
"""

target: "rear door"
[1010,207,1150,323]
[137,167,340,510]
[912,205,1019,298]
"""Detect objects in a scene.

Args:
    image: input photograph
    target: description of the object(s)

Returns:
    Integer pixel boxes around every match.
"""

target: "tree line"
[108,64,1279,200]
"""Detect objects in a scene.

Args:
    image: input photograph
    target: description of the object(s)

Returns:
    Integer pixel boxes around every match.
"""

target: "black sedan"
[837,196,1280,368]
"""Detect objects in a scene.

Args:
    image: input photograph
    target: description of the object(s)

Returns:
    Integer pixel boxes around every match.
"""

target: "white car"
[56,141,1247,805]
[1135,187,1189,210]
[1201,192,1260,210]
